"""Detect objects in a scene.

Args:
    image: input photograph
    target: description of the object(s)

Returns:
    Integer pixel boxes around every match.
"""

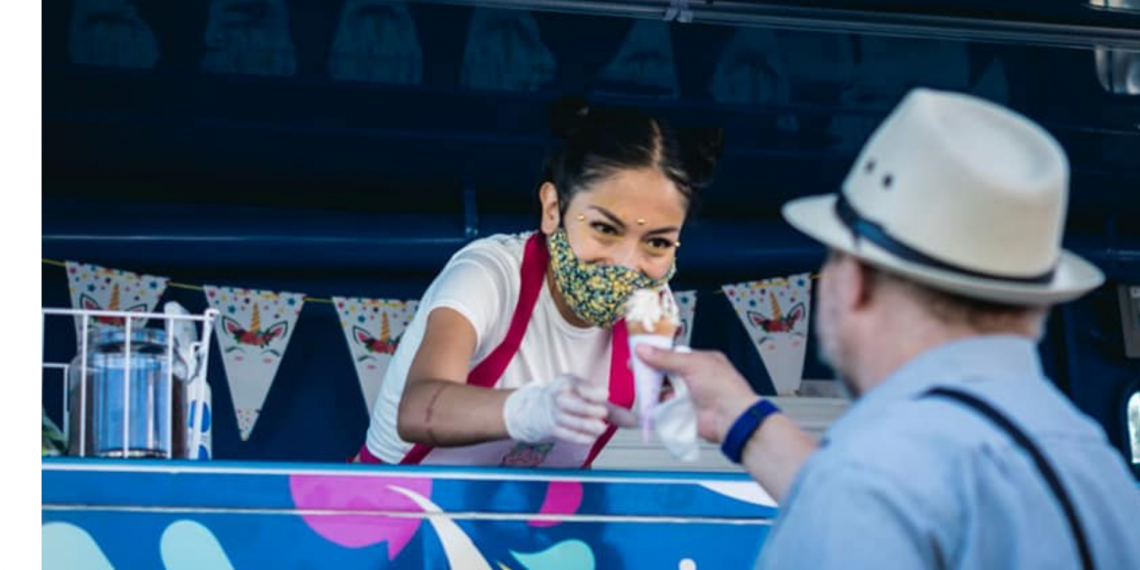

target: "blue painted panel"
[43,459,778,519]
[42,460,773,569]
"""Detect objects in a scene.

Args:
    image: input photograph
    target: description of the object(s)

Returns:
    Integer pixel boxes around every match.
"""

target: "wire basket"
[41,306,219,459]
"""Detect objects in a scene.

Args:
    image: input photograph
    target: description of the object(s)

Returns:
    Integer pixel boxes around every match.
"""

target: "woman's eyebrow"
[588,205,679,236]
[644,226,680,236]
[588,206,626,230]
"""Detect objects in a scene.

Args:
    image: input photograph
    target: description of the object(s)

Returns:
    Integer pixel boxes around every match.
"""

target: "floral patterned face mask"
[546,228,674,328]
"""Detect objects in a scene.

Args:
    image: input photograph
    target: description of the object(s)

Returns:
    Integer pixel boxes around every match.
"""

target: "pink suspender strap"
[465,233,550,389]
[399,234,549,465]
[584,319,633,468]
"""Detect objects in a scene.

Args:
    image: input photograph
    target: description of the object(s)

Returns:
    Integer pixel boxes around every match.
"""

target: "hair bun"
[546,95,591,139]
[679,127,725,189]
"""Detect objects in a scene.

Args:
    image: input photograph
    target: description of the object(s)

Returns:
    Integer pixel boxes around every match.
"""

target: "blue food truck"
[42,1,1140,568]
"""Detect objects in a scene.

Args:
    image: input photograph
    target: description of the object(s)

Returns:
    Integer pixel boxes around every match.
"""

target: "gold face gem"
[636,218,646,225]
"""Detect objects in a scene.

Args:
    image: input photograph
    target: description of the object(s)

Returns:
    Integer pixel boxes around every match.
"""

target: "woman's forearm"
[396,379,513,446]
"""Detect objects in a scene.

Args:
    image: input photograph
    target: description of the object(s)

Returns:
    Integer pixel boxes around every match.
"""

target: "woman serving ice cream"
[356,98,721,467]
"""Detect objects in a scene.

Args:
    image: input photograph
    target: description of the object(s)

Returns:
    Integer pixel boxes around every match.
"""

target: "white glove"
[503,374,609,445]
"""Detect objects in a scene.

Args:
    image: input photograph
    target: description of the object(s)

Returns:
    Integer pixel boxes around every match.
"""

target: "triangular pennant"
[66,261,169,338]
[722,274,812,396]
[595,20,678,98]
[200,0,297,77]
[205,286,305,441]
[460,8,556,92]
[710,28,789,106]
[69,0,159,69]
[333,296,420,412]
[328,0,423,85]
[673,290,697,348]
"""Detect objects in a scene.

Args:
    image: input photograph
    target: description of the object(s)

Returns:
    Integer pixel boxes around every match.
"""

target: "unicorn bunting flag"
[65,261,169,337]
[722,274,812,396]
[333,297,419,412]
[205,286,305,441]
[674,290,697,348]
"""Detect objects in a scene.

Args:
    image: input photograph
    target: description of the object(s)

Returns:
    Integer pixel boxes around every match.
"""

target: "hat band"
[834,194,1056,285]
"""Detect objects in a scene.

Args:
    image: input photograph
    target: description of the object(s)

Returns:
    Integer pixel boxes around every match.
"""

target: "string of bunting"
[44,257,420,441]
[43,257,819,438]
[42,258,818,300]
[43,258,336,304]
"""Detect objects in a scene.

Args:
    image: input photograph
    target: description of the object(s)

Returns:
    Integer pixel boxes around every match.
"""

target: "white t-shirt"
[365,232,613,463]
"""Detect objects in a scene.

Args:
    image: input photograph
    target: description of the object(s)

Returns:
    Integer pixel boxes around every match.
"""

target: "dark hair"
[540,96,723,215]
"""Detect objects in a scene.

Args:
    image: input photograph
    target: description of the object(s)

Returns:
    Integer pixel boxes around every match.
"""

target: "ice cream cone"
[627,318,678,338]
[625,289,681,442]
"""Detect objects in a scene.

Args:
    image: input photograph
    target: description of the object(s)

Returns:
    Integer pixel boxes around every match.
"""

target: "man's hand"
[634,345,761,443]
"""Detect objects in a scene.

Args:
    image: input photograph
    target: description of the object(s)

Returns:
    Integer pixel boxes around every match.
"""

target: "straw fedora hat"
[783,88,1104,305]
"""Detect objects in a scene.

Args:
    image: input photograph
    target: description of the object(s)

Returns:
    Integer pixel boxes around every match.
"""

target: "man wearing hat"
[637,88,1140,568]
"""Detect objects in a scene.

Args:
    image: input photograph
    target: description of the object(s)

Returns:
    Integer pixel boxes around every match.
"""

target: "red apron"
[363,233,633,468]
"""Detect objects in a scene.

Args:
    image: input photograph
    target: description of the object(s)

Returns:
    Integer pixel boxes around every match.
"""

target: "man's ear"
[849,257,879,311]
[539,182,561,235]
[826,253,870,314]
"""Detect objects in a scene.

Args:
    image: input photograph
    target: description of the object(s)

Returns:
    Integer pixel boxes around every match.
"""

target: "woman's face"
[540,168,687,280]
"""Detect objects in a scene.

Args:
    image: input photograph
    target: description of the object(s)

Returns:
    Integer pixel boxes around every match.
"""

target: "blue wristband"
[720,399,781,464]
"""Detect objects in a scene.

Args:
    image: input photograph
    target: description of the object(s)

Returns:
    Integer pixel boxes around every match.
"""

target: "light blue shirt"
[757,335,1140,569]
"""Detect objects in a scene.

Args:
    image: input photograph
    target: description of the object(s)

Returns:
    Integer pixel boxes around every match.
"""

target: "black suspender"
[922,387,1094,570]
